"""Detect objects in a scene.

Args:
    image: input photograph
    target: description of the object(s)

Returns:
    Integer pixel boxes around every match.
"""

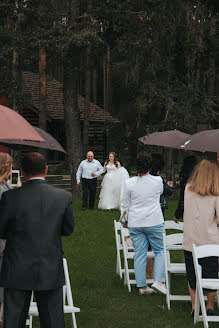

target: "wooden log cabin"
[0,71,118,162]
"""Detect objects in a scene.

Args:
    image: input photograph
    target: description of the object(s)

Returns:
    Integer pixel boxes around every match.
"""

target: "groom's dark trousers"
[0,179,74,328]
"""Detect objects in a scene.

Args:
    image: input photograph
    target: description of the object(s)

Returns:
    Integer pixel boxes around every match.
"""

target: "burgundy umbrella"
[180,129,219,153]
[139,130,191,149]
[0,105,44,141]
[0,127,66,153]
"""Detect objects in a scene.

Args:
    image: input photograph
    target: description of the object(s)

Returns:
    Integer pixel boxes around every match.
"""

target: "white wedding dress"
[98,164,129,210]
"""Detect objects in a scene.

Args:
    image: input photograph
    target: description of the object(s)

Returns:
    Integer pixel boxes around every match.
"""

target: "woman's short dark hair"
[21,152,47,176]
[180,155,197,184]
[150,154,165,175]
[136,152,152,175]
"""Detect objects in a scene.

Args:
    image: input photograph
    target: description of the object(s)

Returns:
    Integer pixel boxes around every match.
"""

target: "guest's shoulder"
[125,176,138,185]
[47,184,72,198]
[0,185,22,198]
[149,174,163,183]
[94,159,101,164]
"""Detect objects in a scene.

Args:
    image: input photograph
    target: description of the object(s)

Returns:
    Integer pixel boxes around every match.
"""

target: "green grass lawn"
[32,199,218,328]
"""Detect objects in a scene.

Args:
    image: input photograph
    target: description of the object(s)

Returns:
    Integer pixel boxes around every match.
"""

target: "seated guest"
[121,152,166,295]
[174,155,197,222]
[183,160,219,316]
[0,152,74,328]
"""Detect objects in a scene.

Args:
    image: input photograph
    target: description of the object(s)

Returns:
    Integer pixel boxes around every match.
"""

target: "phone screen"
[11,170,20,186]
[12,172,19,185]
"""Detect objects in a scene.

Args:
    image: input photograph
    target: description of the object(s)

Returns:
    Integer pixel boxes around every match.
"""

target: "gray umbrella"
[0,127,66,153]
[139,130,191,149]
[180,129,219,153]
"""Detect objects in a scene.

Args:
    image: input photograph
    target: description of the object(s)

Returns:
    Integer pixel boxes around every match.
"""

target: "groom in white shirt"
[76,151,103,210]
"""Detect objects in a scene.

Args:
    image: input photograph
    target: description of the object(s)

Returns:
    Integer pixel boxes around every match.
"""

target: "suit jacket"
[0,179,74,291]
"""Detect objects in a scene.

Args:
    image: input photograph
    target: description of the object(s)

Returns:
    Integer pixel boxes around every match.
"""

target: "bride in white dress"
[98,152,129,210]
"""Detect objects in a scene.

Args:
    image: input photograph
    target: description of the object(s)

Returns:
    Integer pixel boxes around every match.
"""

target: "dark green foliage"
[1,0,219,162]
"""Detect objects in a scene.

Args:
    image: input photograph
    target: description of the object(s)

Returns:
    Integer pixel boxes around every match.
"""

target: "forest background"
[1,0,219,193]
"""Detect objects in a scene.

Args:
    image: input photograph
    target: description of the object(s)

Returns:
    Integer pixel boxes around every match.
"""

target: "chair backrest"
[121,226,131,255]
[164,220,184,231]
[192,244,219,260]
[63,258,74,307]
[164,233,184,247]
[163,232,184,266]
[114,220,130,244]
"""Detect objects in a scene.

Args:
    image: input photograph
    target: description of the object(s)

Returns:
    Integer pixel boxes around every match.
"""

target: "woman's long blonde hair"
[0,152,13,183]
[188,159,219,196]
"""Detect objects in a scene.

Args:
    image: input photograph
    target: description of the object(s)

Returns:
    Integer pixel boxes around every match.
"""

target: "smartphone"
[10,170,20,186]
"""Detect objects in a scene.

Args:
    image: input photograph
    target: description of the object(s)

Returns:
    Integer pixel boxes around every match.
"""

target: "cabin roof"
[22,71,117,123]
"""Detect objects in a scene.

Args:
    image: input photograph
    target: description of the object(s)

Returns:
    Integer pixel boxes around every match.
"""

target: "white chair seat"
[28,303,80,316]
[201,279,219,290]
[64,306,80,313]
[168,263,186,274]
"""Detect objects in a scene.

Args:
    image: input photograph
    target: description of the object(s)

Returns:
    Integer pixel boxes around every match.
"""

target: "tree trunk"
[38,47,47,131]
[83,46,91,154]
[63,57,82,194]
[106,45,112,113]
[12,50,20,112]
[92,62,97,104]
[208,16,217,99]
[103,56,107,113]
[166,148,173,181]
[63,0,82,195]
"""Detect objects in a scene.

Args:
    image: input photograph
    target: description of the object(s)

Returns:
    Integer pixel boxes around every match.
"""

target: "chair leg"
[29,316,33,328]
[71,312,77,328]
[166,272,170,310]
[194,287,200,324]
[216,290,219,309]
[197,286,208,328]
[116,252,123,279]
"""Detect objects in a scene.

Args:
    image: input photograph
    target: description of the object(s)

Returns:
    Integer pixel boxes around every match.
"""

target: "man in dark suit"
[0,152,74,328]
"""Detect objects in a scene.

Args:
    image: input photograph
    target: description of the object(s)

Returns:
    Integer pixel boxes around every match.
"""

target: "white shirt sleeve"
[94,161,103,177]
[76,162,83,183]
[160,177,164,195]
[120,181,131,214]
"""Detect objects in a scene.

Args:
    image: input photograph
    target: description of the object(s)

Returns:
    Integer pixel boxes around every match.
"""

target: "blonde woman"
[0,152,13,316]
[183,160,219,316]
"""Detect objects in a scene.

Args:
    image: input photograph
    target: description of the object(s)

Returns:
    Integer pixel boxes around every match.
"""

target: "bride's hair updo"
[105,152,119,168]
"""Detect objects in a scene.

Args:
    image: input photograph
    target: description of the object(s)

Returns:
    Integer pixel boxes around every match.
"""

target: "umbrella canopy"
[180,129,219,153]
[139,130,191,149]
[0,127,66,153]
[0,105,44,142]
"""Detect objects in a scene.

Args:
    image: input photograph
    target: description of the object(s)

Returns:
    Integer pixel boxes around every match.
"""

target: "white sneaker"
[139,286,156,295]
[151,281,166,295]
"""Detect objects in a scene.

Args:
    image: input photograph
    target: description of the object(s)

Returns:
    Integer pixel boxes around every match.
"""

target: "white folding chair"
[163,232,191,309]
[121,226,155,292]
[114,220,130,279]
[164,220,184,231]
[119,220,183,292]
[27,258,80,328]
[192,244,219,328]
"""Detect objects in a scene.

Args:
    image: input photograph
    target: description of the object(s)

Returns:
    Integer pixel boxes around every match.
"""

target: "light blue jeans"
[129,224,165,287]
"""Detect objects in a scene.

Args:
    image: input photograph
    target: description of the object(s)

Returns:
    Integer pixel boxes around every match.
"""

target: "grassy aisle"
[34,200,216,327]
